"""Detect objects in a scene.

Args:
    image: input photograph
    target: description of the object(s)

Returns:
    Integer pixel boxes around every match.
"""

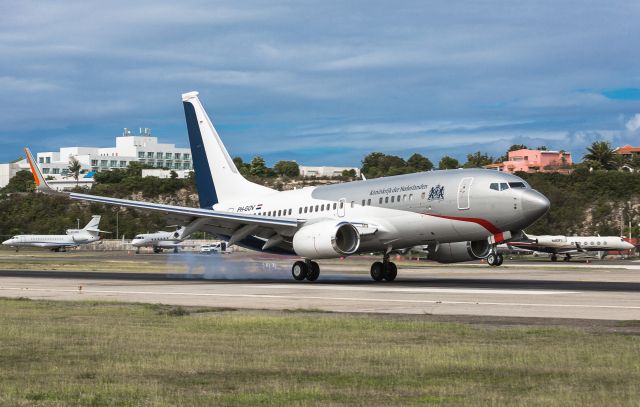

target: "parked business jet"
[131,227,190,253]
[24,91,550,281]
[507,234,635,261]
[2,216,104,252]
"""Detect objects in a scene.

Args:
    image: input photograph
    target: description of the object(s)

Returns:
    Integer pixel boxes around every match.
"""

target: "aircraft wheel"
[383,262,397,281]
[550,254,558,262]
[495,254,504,266]
[292,261,309,281]
[563,255,571,262]
[486,253,498,266]
[370,261,384,281]
[306,261,320,281]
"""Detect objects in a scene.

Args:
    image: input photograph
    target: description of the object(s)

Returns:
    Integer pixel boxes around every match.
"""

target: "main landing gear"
[292,260,320,281]
[369,254,397,282]
[486,252,504,267]
[550,253,558,262]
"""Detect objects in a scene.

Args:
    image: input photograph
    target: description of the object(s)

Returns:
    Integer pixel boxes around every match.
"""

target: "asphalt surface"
[1,253,639,320]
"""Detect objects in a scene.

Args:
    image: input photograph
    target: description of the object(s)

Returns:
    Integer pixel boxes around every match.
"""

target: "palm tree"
[584,141,617,170]
[68,157,82,187]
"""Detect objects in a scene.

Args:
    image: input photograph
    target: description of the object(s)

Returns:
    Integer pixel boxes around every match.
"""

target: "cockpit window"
[508,182,526,188]
[490,183,499,191]
[134,235,143,239]
[500,182,509,190]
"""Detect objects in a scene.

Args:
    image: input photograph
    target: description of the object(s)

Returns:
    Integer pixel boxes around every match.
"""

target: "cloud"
[625,114,640,132]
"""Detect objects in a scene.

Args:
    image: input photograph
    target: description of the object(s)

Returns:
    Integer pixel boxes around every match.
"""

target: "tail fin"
[83,215,101,232]
[24,148,54,192]
[181,91,274,209]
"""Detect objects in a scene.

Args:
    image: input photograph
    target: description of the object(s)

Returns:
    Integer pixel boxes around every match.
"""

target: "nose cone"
[521,189,550,222]
[1,240,9,245]
[624,241,635,250]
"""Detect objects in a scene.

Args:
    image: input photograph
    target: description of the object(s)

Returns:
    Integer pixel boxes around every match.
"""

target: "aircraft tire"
[383,262,398,281]
[292,261,309,281]
[495,254,504,266]
[550,254,558,262]
[306,261,320,281]
[486,253,497,266]
[370,262,384,281]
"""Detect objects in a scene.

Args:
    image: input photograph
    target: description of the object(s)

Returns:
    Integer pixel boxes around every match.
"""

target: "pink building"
[485,149,572,173]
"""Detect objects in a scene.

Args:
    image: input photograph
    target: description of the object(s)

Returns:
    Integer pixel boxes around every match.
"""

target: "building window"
[91,160,98,166]
[42,168,50,174]
[120,161,127,167]
[147,160,154,166]
[39,157,44,163]
[156,152,163,159]
[45,157,51,164]
[100,160,108,166]
[184,154,190,160]
[138,152,145,158]
[147,152,154,158]
[110,160,117,167]
[174,153,181,159]
[165,153,172,159]
[52,168,59,174]
[174,163,181,170]
[183,163,191,169]
[156,160,163,167]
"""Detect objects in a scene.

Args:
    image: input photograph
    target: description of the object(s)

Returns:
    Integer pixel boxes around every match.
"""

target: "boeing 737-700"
[24,91,550,281]
[2,215,104,252]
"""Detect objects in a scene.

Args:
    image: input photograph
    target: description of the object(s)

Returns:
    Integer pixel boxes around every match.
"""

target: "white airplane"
[131,227,189,253]
[507,233,635,262]
[2,216,104,252]
[24,91,550,281]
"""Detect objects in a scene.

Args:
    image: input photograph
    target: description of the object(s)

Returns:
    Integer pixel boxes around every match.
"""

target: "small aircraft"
[506,233,635,261]
[131,227,191,253]
[2,216,105,252]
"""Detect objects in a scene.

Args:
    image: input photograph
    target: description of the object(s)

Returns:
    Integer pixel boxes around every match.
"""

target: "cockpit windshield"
[490,182,510,191]
[134,235,143,239]
[508,182,527,188]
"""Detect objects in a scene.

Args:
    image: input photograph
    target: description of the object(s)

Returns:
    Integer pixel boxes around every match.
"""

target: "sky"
[1,0,639,166]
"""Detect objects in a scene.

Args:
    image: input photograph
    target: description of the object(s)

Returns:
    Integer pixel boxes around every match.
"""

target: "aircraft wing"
[24,148,300,252]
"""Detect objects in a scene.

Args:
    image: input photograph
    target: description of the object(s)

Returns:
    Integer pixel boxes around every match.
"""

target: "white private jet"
[506,233,635,261]
[2,216,104,252]
[24,91,550,281]
[131,227,192,253]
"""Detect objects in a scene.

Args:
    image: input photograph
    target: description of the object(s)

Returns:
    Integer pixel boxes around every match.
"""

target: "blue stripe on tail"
[183,102,218,209]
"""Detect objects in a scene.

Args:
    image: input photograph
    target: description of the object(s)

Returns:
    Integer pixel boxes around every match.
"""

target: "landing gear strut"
[370,254,397,282]
[563,254,571,262]
[550,254,558,262]
[291,260,320,281]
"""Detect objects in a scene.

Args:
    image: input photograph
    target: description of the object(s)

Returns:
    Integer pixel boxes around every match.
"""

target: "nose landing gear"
[486,252,504,267]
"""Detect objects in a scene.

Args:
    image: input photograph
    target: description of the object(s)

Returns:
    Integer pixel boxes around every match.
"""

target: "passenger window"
[333,203,337,210]
[367,199,371,205]
[351,201,354,208]
[490,183,499,191]
[299,207,302,214]
[385,197,389,204]
[320,204,324,211]
[391,196,395,203]
[379,197,383,204]
[339,201,344,209]
[277,210,281,216]
[421,192,426,199]
[403,194,406,201]
[304,207,308,213]
[361,199,365,206]
[409,194,413,200]
[315,205,319,212]
[397,195,401,202]
[500,183,509,190]
[288,209,292,215]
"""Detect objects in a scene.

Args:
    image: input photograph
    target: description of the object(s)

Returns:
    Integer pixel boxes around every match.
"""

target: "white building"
[36,128,193,179]
[141,169,192,179]
[0,159,30,189]
[299,165,361,178]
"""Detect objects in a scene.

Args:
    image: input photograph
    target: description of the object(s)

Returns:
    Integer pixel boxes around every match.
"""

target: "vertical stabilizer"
[181,91,274,209]
[83,215,102,232]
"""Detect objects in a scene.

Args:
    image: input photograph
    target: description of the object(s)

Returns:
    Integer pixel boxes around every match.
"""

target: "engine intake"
[292,221,360,259]
[427,240,491,263]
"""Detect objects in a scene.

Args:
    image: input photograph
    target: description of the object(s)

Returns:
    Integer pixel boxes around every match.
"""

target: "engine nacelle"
[427,240,491,263]
[292,221,360,259]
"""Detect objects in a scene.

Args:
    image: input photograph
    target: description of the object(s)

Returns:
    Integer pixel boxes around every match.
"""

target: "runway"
[1,257,640,320]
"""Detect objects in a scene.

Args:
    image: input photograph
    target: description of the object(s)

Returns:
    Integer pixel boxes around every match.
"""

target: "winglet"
[24,147,53,192]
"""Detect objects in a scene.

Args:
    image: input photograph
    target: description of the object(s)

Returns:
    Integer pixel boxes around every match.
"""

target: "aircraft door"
[337,198,346,217]
[457,177,473,210]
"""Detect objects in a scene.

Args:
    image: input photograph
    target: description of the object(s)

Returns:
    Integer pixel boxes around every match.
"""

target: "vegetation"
[0,170,35,193]
[68,157,82,187]
[362,152,433,178]
[438,155,459,170]
[1,298,639,406]
[584,140,618,170]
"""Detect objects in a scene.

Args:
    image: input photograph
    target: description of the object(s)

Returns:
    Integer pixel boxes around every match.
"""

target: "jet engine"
[292,221,360,259]
[426,240,491,263]
[71,233,88,244]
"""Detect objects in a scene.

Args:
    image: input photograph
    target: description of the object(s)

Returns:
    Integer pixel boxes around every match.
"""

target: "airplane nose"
[521,189,550,221]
